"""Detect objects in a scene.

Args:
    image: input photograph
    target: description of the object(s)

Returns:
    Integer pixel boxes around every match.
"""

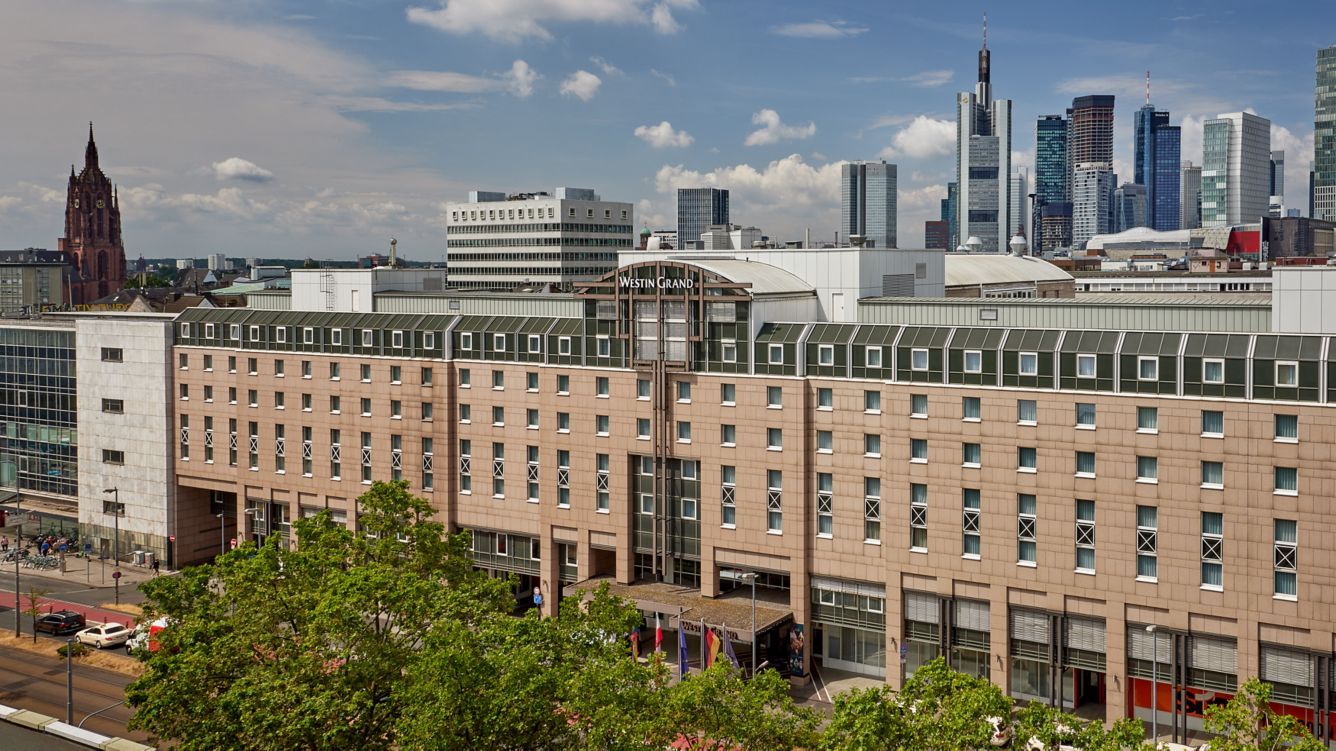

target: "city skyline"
[0,0,1327,259]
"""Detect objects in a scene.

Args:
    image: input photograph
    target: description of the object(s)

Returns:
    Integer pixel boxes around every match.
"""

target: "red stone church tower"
[58,124,126,303]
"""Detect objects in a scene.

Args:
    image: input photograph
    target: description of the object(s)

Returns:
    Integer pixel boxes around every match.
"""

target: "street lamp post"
[1146,624,1159,747]
[217,512,226,556]
[102,488,120,568]
[11,498,22,638]
[66,637,75,723]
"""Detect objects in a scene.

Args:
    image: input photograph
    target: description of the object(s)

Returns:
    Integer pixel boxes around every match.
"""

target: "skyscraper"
[1114,183,1147,232]
[840,161,898,248]
[955,18,1013,252]
[1315,46,1336,221]
[1008,167,1028,239]
[1202,112,1271,227]
[1181,162,1203,229]
[676,188,729,250]
[1034,114,1069,252]
[1270,150,1286,217]
[1067,95,1116,192]
[1134,100,1181,231]
[1072,163,1115,247]
[945,182,959,250]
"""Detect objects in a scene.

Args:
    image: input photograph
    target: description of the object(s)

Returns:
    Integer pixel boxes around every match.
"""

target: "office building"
[925,220,949,250]
[1181,162,1203,229]
[955,26,1013,252]
[1067,96,1116,194]
[1040,203,1073,249]
[1009,168,1028,239]
[840,161,897,248]
[676,188,730,251]
[1114,183,1147,232]
[1034,115,1070,252]
[207,254,230,272]
[445,188,633,289]
[1315,46,1336,221]
[1202,112,1271,227]
[1072,164,1115,248]
[1270,151,1286,218]
[699,224,764,251]
[0,249,69,314]
[945,183,959,251]
[1134,104,1181,231]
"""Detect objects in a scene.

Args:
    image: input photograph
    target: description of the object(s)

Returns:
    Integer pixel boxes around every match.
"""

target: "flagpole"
[700,616,706,669]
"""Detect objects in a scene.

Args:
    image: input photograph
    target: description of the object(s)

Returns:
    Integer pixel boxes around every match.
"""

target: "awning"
[563,578,792,645]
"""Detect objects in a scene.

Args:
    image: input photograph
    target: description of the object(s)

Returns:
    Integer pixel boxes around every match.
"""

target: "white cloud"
[589,56,623,77]
[212,157,274,182]
[636,197,669,228]
[1179,114,1206,165]
[899,69,952,88]
[1011,149,1035,174]
[323,96,478,113]
[878,116,955,159]
[559,70,601,101]
[770,20,868,39]
[634,121,693,148]
[0,196,22,213]
[649,68,677,87]
[405,0,698,42]
[387,60,536,98]
[744,109,816,147]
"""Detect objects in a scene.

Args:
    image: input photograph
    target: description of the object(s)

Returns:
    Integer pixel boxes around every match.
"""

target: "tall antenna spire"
[1145,69,1151,105]
[983,11,988,49]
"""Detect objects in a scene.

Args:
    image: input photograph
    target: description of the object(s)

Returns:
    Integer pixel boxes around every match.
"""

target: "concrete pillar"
[539,531,559,618]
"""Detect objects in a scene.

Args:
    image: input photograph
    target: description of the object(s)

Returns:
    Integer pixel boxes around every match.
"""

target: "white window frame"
[527,334,541,353]
[558,336,571,355]
[963,349,983,373]
[721,339,737,363]
[910,348,929,371]
[1136,506,1158,582]
[1018,351,1039,376]
[1075,353,1097,378]
[362,329,373,347]
[331,328,343,346]
[459,332,473,350]
[1138,356,1159,381]
[493,333,507,352]
[1275,361,1298,387]
[865,346,883,368]
[817,344,834,366]
[768,343,784,365]
[276,327,288,344]
[1200,512,1223,591]
[1202,357,1225,384]
[1273,519,1297,600]
[391,330,404,349]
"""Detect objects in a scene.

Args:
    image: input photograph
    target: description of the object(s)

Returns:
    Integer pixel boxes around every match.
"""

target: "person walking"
[152,558,161,576]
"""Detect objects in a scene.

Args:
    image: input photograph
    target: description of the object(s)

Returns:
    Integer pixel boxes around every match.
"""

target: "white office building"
[1072,163,1115,248]
[1202,112,1271,227]
[840,161,898,248]
[445,187,633,289]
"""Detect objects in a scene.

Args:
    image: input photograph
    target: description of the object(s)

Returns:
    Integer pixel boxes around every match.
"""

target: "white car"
[76,623,132,649]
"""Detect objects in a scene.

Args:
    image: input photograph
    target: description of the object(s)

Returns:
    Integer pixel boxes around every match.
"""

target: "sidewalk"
[2,534,160,593]
[7,593,139,630]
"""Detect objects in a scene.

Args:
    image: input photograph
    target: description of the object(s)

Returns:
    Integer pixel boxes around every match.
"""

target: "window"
[636,418,650,440]
[676,421,690,442]
[179,384,189,401]
[492,333,507,353]
[492,406,504,426]
[491,370,504,390]
[1136,456,1158,483]
[1017,399,1036,424]
[423,332,435,350]
[1201,461,1224,488]
[492,442,505,498]
[721,339,737,363]
[866,346,883,367]
[1075,403,1096,428]
[1018,447,1036,472]
[1275,361,1298,387]
[102,449,125,465]
[276,392,287,410]
[1138,356,1158,381]
[329,362,340,380]
[204,385,213,403]
[249,422,260,471]
[247,389,259,408]
[1274,520,1297,598]
[816,387,832,409]
[1137,406,1158,433]
[359,329,373,348]
[458,440,471,493]
[721,424,736,446]
[766,470,783,533]
[816,430,832,453]
[1274,467,1298,495]
[422,437,434,490]
[248,358,258,376]
[721,383,736,405]
[963,350,982,373]
[766,386,782,408]
[818,344,834,366]
[1201,410,1224,437]
[1136,506,1158,581]
[526,409,539,429]
[459,368,471,387]
[230,420,239,467]
[178,353,188,370]
[720,465,736,527]
[910,483,928,550]
[206,417,216,464]
[458,404,470,423]
[557,412,570,432]
[360,398,371,416]
[228,356,237,373]
[910,438,927,462]
[962,489,981,558]
[1201,512,1223,590]
[962,442,980,467]
[816,473,833,537]
[420,367,433,386]
[301,360,312,379]
[557,336,571,355]
[911,394,928,418]
[527,446,540,502]
[596,454,610,512]
[596,415,610,436]
[675,381,689,402]
[557,374,569,394]
[460,332,473,350]
[962,397,981,421]
[1075,500,1096,573]
[229,387,238,405]
[422,402,433,421]
[1274,414,1298,442]
[229,324,241,340]
[101,398,124,414]
[331,328,343,346]
[864,390,881,413]
[1019,352,1038,375]
[390,365,401,384]
[527,334,541,353]
[596,336,610,357]
[911,348,929,371]
[864,433,881,457]
[599,377,611,398]
[1075,353,1096,378]
[1202,358,1225,384]
[1017,494,1037,565]
[768,343,784,364]
[767,428,782,451]
[204,355,213,372]
[864,478,881,543]
[1075,451,1095,477]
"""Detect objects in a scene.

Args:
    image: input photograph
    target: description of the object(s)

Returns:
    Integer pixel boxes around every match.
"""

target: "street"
[0,640,151,743]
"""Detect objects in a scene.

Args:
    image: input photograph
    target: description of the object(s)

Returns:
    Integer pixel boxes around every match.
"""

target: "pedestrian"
[152,559,161,575]
[1,536,8,553]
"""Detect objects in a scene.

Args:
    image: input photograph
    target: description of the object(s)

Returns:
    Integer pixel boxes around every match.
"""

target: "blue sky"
[0,0,1329,260]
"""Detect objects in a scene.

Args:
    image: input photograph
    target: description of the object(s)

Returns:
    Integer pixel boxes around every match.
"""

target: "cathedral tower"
[59,123,125,303]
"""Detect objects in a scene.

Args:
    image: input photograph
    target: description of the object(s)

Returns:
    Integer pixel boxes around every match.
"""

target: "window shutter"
[1261,646,1313,686]
[955,599,990,631]
[1066,617,1106,654]
[1128,627,1170,663]
[1189,635,1237,674]
[1010,609,1050,644]
[905,592,939,624]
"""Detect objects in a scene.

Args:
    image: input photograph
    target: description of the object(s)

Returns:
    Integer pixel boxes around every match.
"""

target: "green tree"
[649,664,820,751]
[23,585,52,643]
[1013,701,1145,751]
[126,481,512,751]
[123,273,171,289]
[1202,678,1324,751]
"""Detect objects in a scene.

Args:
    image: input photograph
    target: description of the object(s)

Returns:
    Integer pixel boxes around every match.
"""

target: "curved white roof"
[1086,226,1191,249]
[944,254,1073,287]
[677,258,815,296]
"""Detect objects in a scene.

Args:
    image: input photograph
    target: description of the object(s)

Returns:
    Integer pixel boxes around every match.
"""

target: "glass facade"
[1034,115,1068,251]
[1316,46,1336,221]
[0,325,77,496]
[676,188,729,250]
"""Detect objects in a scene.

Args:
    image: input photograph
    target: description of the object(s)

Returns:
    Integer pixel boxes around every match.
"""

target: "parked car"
[34,610,86,636]
[76,623,132,649]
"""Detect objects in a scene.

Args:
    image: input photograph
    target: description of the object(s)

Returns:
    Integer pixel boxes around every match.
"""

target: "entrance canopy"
[564,578,792,645]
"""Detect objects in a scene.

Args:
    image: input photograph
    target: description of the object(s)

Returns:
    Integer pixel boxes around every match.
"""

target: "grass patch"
[0,634,146,677]
[98,603,144,618]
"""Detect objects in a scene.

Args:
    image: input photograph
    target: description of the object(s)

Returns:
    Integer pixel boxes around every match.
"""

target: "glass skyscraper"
[676,188,729,250]
[955,29,1012,253]
[840,161,897,248]
[0,324,78,497]
[1315,46,1336,221]
[1134,104,1181,230]
[1034,114,1068,250]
